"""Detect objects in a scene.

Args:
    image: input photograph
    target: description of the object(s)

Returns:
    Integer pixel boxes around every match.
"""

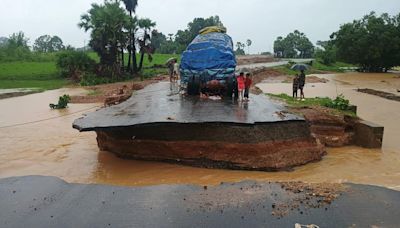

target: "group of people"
[169,59,306,101]
[237,72,252,101]
[168,59,253,100]
[292,70,306,99]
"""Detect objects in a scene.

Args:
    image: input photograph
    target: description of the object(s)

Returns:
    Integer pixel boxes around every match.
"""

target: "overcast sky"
[1,0,399,53]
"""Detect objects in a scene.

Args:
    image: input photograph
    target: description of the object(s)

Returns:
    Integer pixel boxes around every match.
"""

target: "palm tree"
[246,39,252,55]
[122,0,138,74]
[137,18,156,79]
[79,2,130,77]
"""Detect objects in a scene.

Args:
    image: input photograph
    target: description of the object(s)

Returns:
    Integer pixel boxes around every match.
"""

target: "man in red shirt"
[244,73,252,101]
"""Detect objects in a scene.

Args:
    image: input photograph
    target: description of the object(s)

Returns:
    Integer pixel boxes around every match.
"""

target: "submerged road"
[0,176,399,228]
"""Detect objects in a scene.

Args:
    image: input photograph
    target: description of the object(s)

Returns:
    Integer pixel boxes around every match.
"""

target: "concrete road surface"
[0,176,399,228]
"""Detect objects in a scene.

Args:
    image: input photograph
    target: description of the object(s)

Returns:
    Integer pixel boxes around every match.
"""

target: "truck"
[180,27,238,98]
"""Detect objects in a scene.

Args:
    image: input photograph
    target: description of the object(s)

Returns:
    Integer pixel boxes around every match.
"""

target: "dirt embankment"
[250,67,358,148]
[290,106,359,147]
[96,130,326,172]
[70,76,167,105]
[236,55,275,65]
[0,91,39,100]
[357,88,400,102]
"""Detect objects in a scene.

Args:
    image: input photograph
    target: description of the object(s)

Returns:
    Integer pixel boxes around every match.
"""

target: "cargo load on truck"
[180,27,238,98]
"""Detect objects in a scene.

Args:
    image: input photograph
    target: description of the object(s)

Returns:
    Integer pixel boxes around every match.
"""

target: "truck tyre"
[233,80,239,100]
[225,77,234,99]
[187,75,200,95]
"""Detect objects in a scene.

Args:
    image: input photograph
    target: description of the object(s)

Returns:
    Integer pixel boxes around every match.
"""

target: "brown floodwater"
[0,73,400,190]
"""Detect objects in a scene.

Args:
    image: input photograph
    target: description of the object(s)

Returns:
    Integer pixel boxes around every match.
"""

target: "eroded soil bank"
[73,82,326,171]
[0,73,399,190]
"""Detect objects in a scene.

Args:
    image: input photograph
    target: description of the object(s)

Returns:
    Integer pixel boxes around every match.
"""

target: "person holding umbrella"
[299,69,306,99]
[291,64,309,100]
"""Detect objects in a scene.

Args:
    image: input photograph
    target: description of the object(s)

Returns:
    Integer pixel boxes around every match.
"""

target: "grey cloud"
[1,0,399,53]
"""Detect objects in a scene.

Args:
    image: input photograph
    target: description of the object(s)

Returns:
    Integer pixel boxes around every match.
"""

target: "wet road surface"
[0,176,399,228]
[73,82,301,131]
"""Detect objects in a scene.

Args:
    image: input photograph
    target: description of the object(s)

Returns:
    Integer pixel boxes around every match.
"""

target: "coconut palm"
[122,0,138,73]
[137,18,156,75]
[246,39,252,55]
[79,2,130,77]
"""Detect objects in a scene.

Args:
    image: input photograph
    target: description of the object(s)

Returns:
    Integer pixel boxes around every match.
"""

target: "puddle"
[0,75,400,190]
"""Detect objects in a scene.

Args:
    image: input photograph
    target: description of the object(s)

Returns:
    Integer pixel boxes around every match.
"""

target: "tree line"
[151,16,224,54]
[0,32,71,62]
[273,30,314,59]
[274,11,400,72]
[330,12,400,72]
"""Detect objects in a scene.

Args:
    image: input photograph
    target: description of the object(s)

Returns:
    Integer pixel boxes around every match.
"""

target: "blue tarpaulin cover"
[180,32,236,83]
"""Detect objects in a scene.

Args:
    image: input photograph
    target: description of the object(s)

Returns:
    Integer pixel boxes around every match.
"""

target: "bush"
[0,46,32,62]
[324,94,350,111]
[79,73,112,86]
[49,94,71,109]
[79,72,134,86]
[56,51,95,81]
[315,48,336,66]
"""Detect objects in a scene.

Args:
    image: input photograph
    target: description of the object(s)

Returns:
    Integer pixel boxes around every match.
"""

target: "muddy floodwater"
[1,73,400,190]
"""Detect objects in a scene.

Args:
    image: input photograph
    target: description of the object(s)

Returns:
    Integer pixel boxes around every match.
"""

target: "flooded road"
[1,73,400,190]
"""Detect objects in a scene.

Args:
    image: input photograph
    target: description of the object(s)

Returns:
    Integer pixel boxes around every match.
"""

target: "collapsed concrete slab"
[355,120,384,148]
[73,82,325,171]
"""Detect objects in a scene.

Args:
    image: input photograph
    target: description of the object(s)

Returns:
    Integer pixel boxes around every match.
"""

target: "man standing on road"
[299,70,306,100]
[244,73,252,101]
[167,59,175,83]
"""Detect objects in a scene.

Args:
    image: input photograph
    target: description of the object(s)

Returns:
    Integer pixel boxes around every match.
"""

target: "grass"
[0,53,180,90]
[273,59,355,76]
[0,62,57,80]
[0,61,68,90]
[87,52,181,68]
[267,93,357,117]
[268,93,331,106]
[312,60,354,72]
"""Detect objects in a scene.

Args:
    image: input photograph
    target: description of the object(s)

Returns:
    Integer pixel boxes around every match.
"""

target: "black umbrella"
[291,63,310,71]
[166,57,177,64]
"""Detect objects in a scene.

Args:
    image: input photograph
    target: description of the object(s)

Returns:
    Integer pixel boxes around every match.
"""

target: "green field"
[0,61,66,90]
[87,52,181,67]
[0,53,180,90]
[274,60,354,76]
[312,60,354,72]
